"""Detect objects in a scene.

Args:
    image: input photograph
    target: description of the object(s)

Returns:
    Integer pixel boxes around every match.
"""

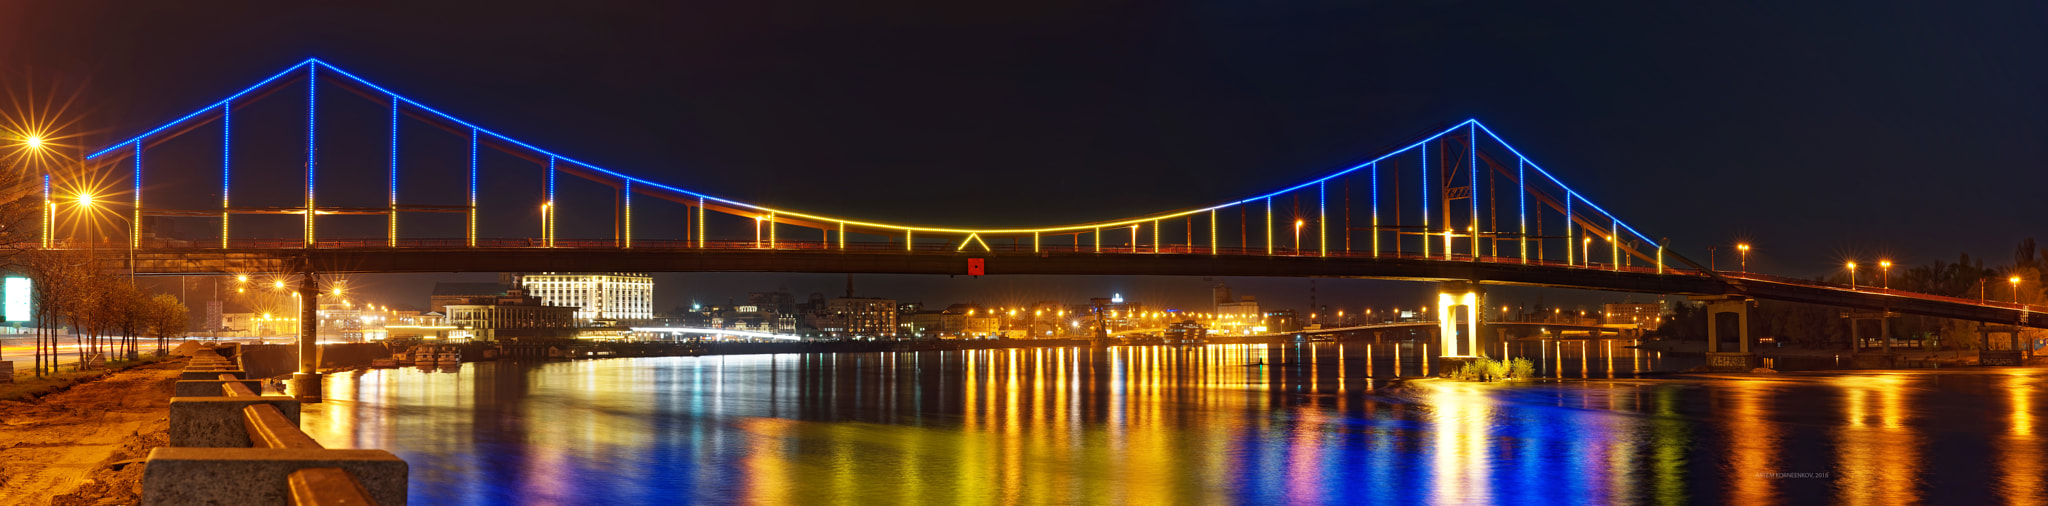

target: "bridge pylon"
[1435,281,1486,375]
[291,272,324,403]
[1691,295,1758,372]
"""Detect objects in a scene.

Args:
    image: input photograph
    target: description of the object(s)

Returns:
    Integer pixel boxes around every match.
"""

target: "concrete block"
[168,396,299,447]
[141,447,408,506]
[182,370,244,380]
[173,379,263,397]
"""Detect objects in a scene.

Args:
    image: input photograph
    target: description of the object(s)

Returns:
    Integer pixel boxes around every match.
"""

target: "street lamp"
[1294,219,1304,254]
[1737,243,1750,272]
[1846,262,1857,290]
[1879,260,1892,289]
[1582,237,1593,267]
[71,192,135,282]
[2012,276,2024,304]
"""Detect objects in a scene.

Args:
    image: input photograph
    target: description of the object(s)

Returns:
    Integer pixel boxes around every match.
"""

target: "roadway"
[96,243,2047,330]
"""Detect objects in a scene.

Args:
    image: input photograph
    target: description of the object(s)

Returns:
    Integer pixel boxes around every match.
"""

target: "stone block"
[182,369,244,380]
[141,447,408,506]
[173,379,264,397]
[168,396,299,447]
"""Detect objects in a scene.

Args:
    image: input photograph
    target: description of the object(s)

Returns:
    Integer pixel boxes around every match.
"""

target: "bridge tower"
[1691,295,1758,372]
[1435,282,1485,373]
[291,273,324,403]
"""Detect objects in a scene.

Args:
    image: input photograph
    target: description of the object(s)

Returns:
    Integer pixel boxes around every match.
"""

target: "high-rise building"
[828,297,897,338]
[519,272,655,324]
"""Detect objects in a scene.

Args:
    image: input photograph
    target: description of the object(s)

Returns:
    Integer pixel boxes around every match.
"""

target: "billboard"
[5,277,29,322]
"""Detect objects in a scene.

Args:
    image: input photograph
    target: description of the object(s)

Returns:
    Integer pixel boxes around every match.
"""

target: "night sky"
[3,2,2043,313]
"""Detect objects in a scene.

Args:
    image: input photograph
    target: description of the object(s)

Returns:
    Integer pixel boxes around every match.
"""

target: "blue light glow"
[1472,122,1656,245]
[222,101,230,225]
[306,64,316,214]
[86,60,1661,250]
[132,142,141,247]
[1468,122,1478,256]
[1371,161,1379,257]
[88,60,313,160]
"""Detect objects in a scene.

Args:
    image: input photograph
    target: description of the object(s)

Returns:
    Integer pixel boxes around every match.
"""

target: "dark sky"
[3,1,2043,313]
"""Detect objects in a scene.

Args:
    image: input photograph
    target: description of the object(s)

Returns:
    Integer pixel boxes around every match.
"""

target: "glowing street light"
[2013,276,2024,304]
[21,135,43,150]
[1582,237,1593,267]
[1294,219,1305,254]
[1847,262,1857,290]
[1737,243,1750,272]
[1879,260,1892,289]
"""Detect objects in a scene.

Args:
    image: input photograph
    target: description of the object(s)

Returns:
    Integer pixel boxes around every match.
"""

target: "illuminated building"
[827,297,897,338]
[442,287,577,342]
[1603,302,1665,331]
[519,272,655,324]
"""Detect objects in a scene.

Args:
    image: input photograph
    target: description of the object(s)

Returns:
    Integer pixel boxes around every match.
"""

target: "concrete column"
[1881,317,1891,354]
[292,274,322,403]
[1706,308,1720,354]
[1849,319,1860,355]
[1737,306,1750,354]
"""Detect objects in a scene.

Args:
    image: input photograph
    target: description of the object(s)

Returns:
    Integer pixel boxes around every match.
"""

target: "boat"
[371,356,398,368]
[437,347,461,366]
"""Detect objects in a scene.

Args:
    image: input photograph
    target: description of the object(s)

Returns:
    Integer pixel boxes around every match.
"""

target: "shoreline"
[0,359,184,505]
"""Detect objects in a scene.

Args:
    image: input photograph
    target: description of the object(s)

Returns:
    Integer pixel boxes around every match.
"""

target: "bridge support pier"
[291,274,323,403]
[1692,295,1758,372]
[1978,324,2026,366]
[1842,311,1898,368]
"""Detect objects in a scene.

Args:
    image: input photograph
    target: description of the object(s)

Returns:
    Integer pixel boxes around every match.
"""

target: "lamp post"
[1880,260,1892,290]
[1737,243,1750,272]
[1294,219,1304,254]
[1582,237,1593,267]
[2013,276,2024,304]
[72,192,136,284]
[1846,262,1857,290]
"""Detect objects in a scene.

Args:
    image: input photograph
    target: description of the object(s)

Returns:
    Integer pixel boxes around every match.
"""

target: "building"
[1604,302,1665,331]
[442,288,578,342]
[828,297,897,338]
[519,272,655,323]
[1214,289,1262,335]
[429,282,507,314]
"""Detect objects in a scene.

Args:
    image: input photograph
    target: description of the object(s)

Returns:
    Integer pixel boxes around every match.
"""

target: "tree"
[145,293,188,356]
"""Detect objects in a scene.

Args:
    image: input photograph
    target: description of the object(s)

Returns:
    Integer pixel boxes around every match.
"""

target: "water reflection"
[299,346,2048,505]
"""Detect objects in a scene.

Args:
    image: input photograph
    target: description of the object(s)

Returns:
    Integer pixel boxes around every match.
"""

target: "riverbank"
[1,355,178,403]
[0,359,183,505]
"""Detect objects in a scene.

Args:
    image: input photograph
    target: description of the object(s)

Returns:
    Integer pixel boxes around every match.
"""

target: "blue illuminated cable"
[89,60,313,160]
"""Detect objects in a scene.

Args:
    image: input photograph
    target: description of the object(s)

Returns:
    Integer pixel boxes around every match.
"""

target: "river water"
[299,343,2046,505]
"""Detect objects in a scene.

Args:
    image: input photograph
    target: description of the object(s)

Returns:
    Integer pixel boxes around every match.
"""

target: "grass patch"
[1,355,180,403]
[1449,356,1536,382]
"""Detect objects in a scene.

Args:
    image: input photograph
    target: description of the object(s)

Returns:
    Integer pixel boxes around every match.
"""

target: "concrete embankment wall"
[239,343,391,378]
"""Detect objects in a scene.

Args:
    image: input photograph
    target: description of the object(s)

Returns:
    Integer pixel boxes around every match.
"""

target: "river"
[299,343,2046,505]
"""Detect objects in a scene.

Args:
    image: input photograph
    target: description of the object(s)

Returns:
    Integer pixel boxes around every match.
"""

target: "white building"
[519,272,655,324]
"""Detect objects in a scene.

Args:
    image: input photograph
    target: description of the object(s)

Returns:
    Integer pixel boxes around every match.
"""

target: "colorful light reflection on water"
[299,344,2047,505]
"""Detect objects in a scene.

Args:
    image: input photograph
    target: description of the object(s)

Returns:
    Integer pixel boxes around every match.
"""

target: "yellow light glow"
[23,136,43,149]
[273,280,285,289]
[75,193,94,207]
[1847,262,1857,270]
[1738,243,1750,251]
[1880,260,1891,269]
[236,275,248,283]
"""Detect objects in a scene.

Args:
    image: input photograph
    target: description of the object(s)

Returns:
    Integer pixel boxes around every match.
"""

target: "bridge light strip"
[1371,161,1378,258]
[1469,123,1479,260]
[304,63,316,248]
[1565,192,1574,266]
[1318,181,1326,257]
[222,101,231,249]
[1518,157,1526,264]
[468,128,477,247]
[1094,227,1100,253]
[1265,198,1273,255]
[842,223,848,250]
[697,197,705,248]
[102,64,1626,252]
[41,174,50,248]
[1152,220,1159,253]
[547,156,557,247]
[624,180,635,248]
[1421,140,1429,259]
[1611,218,1619,272]
[1209,209,1217,254]
[388,96,399,248]
[133,142,142,249]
